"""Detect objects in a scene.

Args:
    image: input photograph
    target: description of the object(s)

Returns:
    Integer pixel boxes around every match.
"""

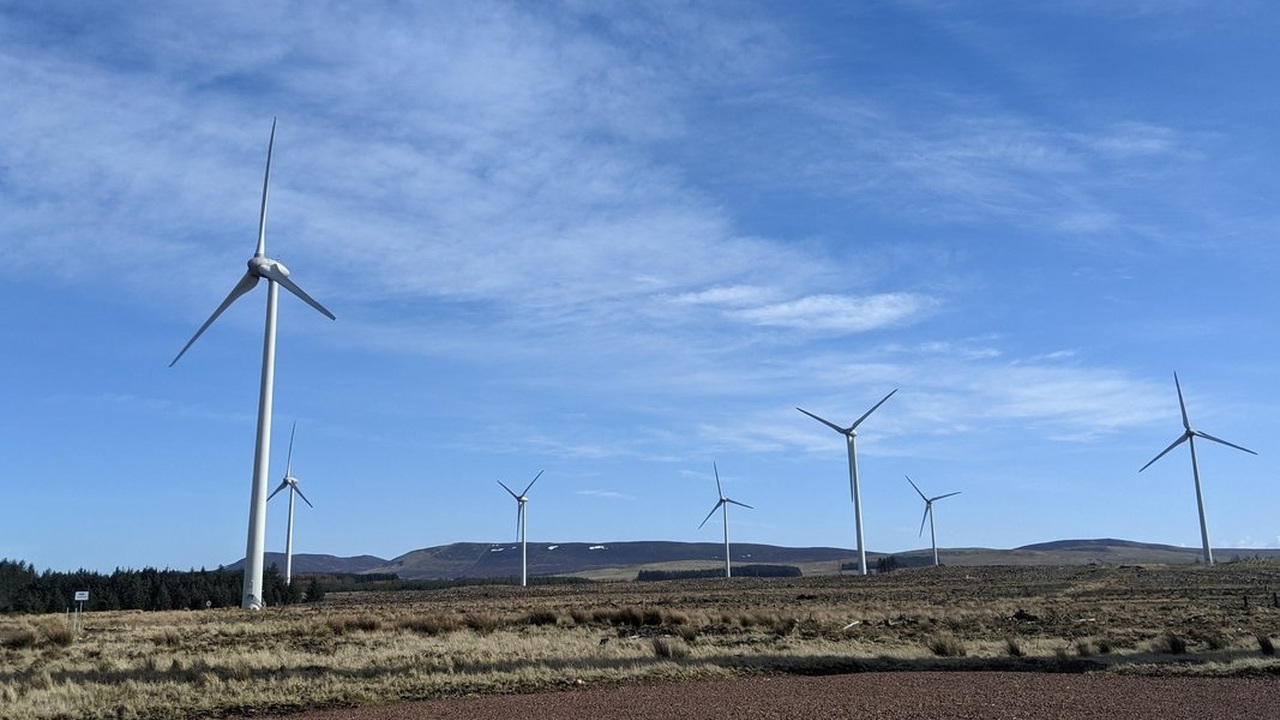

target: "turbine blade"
[1139,433,1190,472]
[285,420,297,477]
[521,470,544,496]
[514,506,521,542]
[1192,430,1257,456]
[931,491,962,502]
[905,475,928,502]
[796,407,848,434]
[294,484,314,509]
[255,118,276,258]
[726,498,753,510]
[918,505,930,538]
[1173,372,1191,431]
[713,462,724,498]
[698,501,724,529]
[497,480,519,499]
[267,479,290,502]
[258,264,336,320]
[850,388,898,430]
[169,271,259,366]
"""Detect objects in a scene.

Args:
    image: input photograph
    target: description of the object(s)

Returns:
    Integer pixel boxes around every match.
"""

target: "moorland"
[3,561,1280,719]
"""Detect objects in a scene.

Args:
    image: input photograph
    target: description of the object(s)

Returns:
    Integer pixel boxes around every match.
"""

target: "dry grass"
[4,563,1280,719]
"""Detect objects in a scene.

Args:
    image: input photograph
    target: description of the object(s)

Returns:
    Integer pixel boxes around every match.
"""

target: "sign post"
[72,590,88,631]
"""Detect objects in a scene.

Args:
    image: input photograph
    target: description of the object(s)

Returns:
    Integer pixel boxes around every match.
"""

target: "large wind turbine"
[268,422,314,586]
[797,388,897,575]
[498,471,543,587]
[1139,372,1256,566]
[698,462,753,578]
[905,476,959,567]
[171,119,335,609]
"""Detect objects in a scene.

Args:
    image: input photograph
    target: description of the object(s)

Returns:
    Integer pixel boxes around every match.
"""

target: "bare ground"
[267,671,1280,720]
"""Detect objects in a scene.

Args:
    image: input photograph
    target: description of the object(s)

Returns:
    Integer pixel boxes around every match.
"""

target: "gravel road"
[264,671,1280,720]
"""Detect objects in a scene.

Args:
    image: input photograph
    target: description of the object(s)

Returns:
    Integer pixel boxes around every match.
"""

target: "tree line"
[0,559,323,614]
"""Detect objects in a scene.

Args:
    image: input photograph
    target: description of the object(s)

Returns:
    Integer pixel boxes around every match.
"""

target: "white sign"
[74,591,89,602]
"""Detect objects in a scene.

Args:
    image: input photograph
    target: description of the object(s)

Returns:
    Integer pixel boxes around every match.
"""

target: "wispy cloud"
[575,489,636,501]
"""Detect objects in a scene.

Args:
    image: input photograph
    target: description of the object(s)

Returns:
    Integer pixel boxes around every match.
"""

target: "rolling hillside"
[231,539,1280,580]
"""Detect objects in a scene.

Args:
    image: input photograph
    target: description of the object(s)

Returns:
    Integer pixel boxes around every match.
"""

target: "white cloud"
[728,293,938,333]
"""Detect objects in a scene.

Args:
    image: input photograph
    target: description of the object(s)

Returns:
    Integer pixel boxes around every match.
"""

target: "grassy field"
[4,562,1280,719]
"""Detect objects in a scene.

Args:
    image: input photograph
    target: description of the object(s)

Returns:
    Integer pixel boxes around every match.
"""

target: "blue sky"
[2,1,1276,573]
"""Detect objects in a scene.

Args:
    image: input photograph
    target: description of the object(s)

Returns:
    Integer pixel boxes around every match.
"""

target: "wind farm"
[4,3,1280,717]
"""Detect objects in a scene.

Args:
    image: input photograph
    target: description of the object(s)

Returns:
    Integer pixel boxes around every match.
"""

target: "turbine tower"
[498,471,543,587]
[905,475,959,567]
[1139,372,1256,566]
[268,421,314,586]
[797,388,897,575]
[171,119,335,609]
[698,462,753,578]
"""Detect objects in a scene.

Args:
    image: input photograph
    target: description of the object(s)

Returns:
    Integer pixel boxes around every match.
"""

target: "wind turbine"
[268,421,314,586]
[1139,372,1256,566]
[905,476,959,567]
[170,119,335,609]
[498,471,543,587]
[698,462,753,578]
[797,388,897,575]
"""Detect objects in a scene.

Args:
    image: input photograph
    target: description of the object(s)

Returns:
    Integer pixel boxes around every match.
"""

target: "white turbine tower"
[698,462,753,579]
[797,388,897,576]
[498,471,543,587]
[268,421,313,586]
[1139,372,1256,567]
[905,476,959,567]
[171,119,335,609]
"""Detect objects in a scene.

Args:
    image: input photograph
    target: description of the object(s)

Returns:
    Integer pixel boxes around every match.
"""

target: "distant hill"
[226,553,389,575]
[368,541,853,580]
[227,540,1280,581]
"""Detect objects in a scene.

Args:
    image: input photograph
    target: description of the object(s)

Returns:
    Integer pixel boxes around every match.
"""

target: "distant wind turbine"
[797,388,897,575]
[1139,372,1256,567]
[498,471,543,587]
[698,462,753,578]
[268,422,314,586]
[170,119,335,609]
[905,476,959,567]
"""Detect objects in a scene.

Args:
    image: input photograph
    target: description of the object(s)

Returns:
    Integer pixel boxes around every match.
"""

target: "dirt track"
[268,671,1280,720]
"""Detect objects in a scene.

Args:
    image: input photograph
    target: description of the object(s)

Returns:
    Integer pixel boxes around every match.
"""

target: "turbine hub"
[249,255,290,278]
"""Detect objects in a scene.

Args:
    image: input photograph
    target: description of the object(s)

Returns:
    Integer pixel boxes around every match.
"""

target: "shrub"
[1004,637,1024,657]
[40,621,76,647]
[1258,634,1276,656]
[1075,639,1097,657]
[1200,632,1228,651]
[651,637,690,660]
[464,613,502,635]
[397,614,459,635]
[0,628,38,649]
[1158,632,1188,655]
[928,632,966,657]
[522,608,559,626]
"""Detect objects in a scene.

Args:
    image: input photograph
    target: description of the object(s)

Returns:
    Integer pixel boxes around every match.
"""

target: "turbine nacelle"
[249,255,290,278]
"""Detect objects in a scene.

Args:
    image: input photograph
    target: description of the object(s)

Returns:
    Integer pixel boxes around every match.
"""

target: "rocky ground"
[268,671,1280,720]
